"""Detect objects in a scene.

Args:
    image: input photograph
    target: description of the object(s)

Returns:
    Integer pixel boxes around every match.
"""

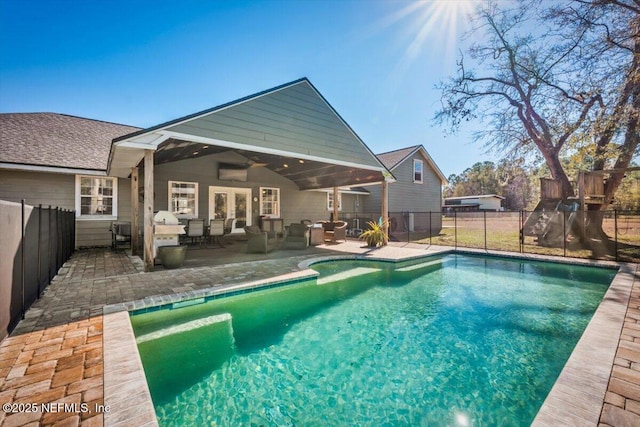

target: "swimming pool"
[131,254,616,426]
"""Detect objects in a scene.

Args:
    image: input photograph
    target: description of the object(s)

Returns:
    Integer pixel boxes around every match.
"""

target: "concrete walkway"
[0,242,638,426]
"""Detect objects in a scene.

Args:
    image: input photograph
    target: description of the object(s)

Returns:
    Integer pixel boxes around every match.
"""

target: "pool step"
[172,297,205,309]
[136,312,232,344]
[395,259,442,272]
[317,267,381,285]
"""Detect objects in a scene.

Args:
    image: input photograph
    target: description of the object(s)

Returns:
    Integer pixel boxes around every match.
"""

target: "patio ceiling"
[151,137,386,190]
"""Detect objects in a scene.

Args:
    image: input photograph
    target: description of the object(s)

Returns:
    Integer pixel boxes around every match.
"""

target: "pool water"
[131,254,616,426]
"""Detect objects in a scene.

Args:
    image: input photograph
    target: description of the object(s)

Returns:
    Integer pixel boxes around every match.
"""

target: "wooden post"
[381,180,389,246]
[333,187,339,222]
[143,150,154,272]
[577,171,586,244]
[131,167,139,256]
[578,171,585,211]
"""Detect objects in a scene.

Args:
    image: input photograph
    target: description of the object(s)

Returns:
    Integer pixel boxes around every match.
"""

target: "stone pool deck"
[0,242,638,426]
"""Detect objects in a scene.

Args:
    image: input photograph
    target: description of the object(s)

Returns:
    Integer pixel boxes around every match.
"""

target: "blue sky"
[0,0,494,176]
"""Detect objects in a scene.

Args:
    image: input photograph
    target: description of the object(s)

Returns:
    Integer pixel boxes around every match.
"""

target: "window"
[75,176,118,218]
[327,191,342,211]
[413,159,424,183]
[260,187,280,217]
[169,181,198,218]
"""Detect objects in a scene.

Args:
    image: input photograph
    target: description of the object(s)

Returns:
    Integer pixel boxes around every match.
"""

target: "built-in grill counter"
[153,211,186,257]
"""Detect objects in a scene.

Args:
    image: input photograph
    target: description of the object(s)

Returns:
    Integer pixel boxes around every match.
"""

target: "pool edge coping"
[103,310,158,427]
[102,248,635,427]
[531,261,637,426]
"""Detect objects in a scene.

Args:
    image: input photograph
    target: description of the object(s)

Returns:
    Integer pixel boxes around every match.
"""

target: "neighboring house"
[362,145,447,233]
[0,78,394,262]
[443,194,505,213]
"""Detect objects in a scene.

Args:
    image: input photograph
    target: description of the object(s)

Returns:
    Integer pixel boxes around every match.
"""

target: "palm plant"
[359,219,389,247]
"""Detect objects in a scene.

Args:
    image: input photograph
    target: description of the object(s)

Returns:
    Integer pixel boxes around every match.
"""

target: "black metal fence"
[0,200,75,340]
[337,210,640,263]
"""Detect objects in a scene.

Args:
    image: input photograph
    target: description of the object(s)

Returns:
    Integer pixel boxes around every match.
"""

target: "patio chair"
[110,221,131,250]
[186,219,205,247]
[208,219,225,248]
[224,218,236,235]
[323,220,347,243]
[283,223,310,249]
[244,225,277,254]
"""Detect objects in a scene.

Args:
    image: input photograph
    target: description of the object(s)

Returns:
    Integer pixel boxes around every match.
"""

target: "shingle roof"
[0,113,140,171]
[376,145,421,170]
[376,144,447,184]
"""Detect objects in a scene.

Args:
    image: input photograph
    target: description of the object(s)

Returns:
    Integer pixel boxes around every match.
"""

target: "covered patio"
[107,78,395,271]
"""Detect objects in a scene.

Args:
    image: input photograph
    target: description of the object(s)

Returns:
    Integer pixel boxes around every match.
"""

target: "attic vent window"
[413,159,424,184]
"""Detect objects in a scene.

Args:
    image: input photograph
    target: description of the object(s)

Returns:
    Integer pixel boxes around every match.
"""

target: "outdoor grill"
[153,210,185,257]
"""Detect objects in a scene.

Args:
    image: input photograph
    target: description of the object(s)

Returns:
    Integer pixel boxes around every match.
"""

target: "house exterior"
[358,145,446,234]
[443,194,505,213]
[1,78,401,269]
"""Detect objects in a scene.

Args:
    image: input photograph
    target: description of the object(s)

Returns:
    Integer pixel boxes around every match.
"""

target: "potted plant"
[158,245,187,269]
[359,220,389,247]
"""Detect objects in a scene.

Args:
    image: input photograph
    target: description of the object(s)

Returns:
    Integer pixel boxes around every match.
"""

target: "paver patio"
[0,242,638,426]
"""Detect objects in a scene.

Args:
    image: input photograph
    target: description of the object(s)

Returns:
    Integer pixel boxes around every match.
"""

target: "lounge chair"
[283,223,310,249]
[244,225,278,254]
[261,218,285,239]
[322,220,348,243]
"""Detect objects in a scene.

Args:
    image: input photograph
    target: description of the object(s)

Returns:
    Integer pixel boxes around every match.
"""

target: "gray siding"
[76,179,131,248]
[0,170,131,248]
[1,156,363,250]
[0,170,75,209]
[167,81,381,169]
[151,155,342,227]
[362,153,443,231]
[363,153,442,213]
[362,183,383,215]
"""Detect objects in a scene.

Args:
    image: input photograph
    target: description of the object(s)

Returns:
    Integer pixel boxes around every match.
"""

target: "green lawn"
[400,214,640,262]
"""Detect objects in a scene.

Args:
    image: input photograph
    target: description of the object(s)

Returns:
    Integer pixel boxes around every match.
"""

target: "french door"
[208,186,251,233]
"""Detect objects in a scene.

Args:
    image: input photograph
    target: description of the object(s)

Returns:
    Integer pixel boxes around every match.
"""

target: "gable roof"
[377,145,447,184]
[110,78,392,189]
[377,145,421,170]
[0,113,139,173]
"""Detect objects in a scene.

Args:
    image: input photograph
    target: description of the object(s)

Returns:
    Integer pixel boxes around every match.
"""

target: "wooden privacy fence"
[0,200,75,341]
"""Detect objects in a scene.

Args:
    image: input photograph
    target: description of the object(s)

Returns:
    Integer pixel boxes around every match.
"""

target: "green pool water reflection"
[131,254,616,426]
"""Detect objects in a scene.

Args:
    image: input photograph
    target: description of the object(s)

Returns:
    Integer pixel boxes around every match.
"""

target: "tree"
[613,165,640,210]
[436,0,639,208]
[445,159,537,210]
[452,161,501,196]
[496,158,536,210]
